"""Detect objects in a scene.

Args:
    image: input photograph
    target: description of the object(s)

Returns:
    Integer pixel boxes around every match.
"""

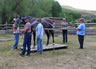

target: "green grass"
[0,34,96,69]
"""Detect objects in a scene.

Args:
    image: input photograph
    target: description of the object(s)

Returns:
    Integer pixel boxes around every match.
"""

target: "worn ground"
[0,34,96,69]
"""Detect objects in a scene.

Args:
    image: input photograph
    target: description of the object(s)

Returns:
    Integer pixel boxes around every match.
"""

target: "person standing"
[36,19,44,54]
[76,18,86,49]
[61,18,68,44]
[12,18,19,50]
[19,17,32,56]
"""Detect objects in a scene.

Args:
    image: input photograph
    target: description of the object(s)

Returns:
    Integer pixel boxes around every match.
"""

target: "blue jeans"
[37,38,43,54]
[21,33,31,55]
[13,33,19,49]
[62,30,68,43]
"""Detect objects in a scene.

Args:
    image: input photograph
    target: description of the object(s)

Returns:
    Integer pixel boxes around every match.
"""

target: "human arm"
[61,23,63,32]
[36,24,44,39]
[36,25,41,38]
[75,28,80,31]
[75,24,82,31]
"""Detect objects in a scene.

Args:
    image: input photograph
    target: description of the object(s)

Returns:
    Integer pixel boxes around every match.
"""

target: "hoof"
[46,44,48,46]
[53,43,55,46]
[32,46,36,49]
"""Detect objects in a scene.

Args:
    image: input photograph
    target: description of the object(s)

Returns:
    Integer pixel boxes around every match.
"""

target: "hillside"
[62,5,96,15]
[62,5,96,20]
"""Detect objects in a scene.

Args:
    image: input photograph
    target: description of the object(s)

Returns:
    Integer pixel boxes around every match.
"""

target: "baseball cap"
[24,16,29,20]
[37,19,41,22]
[79,18,84,21]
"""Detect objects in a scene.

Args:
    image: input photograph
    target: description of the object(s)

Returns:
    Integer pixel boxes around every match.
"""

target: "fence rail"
[0,24,24,30]
[0,23,96,30]
[0,23,96,35]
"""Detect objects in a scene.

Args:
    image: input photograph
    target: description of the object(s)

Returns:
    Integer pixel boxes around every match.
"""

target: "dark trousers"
[78,35,84,49]
[22,33,31,55]
[62,30,68,43]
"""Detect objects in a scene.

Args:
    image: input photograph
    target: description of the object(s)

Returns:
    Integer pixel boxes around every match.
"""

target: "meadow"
[0,34,96,69]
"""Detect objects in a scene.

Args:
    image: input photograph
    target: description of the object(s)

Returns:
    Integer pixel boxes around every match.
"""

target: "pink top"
[24,22,31,33]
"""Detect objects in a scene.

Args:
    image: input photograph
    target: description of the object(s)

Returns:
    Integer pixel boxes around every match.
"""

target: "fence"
[0,23,96,35]
[0,24,24,30]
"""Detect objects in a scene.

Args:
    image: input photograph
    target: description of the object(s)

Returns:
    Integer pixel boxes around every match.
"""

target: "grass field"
[0,34,96,69]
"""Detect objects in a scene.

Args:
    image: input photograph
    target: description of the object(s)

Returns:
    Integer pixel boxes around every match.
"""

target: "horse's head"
[12,17,22,29]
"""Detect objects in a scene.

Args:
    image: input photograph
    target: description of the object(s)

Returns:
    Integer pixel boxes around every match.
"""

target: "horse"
[15,16,55,48]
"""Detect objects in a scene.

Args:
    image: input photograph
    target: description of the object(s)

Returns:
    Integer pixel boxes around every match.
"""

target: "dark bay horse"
[15,16,55,47]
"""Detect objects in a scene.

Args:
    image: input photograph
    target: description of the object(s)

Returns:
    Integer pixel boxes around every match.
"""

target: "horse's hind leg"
[45,30,50,46]
[49,30,55,45]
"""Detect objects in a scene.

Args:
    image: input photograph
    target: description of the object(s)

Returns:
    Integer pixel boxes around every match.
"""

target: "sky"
[56,0,96,10]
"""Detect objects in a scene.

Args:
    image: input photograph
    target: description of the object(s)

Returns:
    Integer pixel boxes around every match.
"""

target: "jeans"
[37,38,43,54]
[62,30,68,43]
[22,33,31,55]
[78,35,84,49]
[13,33,19,49]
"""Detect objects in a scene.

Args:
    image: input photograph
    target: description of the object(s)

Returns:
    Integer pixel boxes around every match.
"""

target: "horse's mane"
[42,17,53,24]
[14,16,54,28]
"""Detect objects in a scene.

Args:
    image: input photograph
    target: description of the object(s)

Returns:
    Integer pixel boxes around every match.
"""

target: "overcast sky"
[56,0,96,10]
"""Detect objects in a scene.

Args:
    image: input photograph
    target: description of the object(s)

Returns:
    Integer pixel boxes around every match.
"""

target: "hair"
[62,18,67,21]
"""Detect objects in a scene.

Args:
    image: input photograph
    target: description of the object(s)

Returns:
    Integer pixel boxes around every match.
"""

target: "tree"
[51,1,62,17]
[91,19,96,23]
[0,0,23,24]
[60,8,81,23]
[22,0,53,17]
[0,0,61,24]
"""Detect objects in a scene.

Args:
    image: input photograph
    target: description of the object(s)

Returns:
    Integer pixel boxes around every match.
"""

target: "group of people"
[12,17,85,57]
[12,17,44,57]
[61,18,85,49]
